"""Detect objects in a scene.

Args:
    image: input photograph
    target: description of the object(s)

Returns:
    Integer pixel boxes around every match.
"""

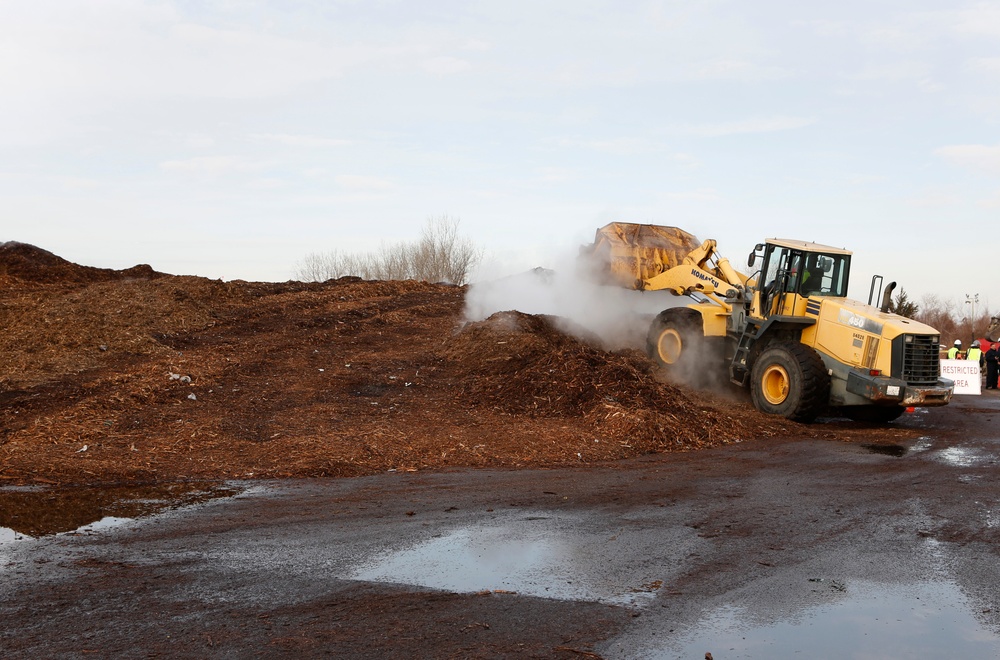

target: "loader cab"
[750,240,851,318]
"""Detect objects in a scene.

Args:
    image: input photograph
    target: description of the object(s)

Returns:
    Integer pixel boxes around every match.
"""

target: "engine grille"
[900,334,941,385]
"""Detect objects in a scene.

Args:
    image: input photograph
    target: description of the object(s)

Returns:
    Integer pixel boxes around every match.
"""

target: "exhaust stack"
[880,281,897,314]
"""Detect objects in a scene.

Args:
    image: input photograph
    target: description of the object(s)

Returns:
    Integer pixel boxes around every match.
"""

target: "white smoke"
[464,247,684,351]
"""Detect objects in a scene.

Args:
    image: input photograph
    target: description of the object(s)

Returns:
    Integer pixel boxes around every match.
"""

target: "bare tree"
[916,294,959,342]
[409,215,482,284]
[294,251,372,281]
[295,252,332,282]
[915,295,1000,345]
[294,216,482,284]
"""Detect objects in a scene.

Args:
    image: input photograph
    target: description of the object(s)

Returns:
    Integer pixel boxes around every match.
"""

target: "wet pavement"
[666,579,997,658]
[2,394,1000,658]
[0,482,243,541]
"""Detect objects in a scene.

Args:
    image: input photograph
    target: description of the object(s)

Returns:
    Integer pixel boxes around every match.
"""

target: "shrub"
[295,216,482,285]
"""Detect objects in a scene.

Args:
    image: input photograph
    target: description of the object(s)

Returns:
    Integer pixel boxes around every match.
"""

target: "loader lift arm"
[641,238,749,310]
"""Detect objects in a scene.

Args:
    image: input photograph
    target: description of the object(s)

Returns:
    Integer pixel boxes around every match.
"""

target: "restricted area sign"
[940,359,981,395]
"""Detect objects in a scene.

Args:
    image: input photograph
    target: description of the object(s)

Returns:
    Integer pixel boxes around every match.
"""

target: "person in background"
[985,341,999,391]
[967,340,984,368]
[948,339,963,359]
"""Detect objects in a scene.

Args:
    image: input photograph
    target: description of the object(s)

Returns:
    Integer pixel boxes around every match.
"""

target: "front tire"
[646,308,705,384]
[750,342,830,422]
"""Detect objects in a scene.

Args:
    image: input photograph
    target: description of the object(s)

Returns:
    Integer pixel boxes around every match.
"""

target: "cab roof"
[765,238,852,256]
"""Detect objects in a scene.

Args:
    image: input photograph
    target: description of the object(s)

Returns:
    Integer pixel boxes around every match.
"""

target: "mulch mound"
[0,245,917,486]
[442,311,782,449]
[0,275,242,391]
[0,242,164,284]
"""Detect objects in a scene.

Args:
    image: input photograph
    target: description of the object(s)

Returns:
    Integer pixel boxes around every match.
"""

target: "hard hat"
[973,340,981,347]
[954,339,962,346]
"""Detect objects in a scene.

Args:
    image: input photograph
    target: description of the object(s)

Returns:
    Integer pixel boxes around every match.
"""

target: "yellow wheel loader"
[585,223,954,423]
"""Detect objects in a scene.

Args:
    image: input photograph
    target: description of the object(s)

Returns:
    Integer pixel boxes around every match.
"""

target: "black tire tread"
[750,341,830,423]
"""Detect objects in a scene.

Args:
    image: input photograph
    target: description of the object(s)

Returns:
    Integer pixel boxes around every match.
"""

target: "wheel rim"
[657,329,683,365]
[761,364,790,405]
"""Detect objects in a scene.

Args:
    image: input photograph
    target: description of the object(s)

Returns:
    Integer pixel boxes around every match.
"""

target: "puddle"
[662,579,999,658]
[935,447,988,468]
[863,443,907,457]
[0,482,242,544]
[353,527,593,600]
[0,526,29,544]
[350,515,666,605]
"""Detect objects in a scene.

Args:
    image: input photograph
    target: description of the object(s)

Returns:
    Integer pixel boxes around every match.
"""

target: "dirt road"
[3,394,999,658]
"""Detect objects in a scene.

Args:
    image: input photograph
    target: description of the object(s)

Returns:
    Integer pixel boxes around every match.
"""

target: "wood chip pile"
[443,311,795,451]
[0,243,912,486]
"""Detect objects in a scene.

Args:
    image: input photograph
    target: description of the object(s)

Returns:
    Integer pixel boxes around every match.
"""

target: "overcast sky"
[2,0,999,314]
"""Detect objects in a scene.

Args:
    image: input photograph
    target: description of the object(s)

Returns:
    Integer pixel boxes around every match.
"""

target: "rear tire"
[750,342,830,422]
[841,406,906,423]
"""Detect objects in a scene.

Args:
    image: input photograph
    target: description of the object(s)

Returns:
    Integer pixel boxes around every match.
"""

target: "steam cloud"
[464,250,683,351]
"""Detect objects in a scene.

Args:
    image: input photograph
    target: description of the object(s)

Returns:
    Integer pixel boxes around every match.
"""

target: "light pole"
[966,293,980,342]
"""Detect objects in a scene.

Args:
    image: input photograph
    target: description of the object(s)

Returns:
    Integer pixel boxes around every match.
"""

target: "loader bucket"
[581,222,702,290]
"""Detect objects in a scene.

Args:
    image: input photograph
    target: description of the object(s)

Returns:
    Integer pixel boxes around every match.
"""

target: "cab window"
[799,252,850,297]
[760,245,851,302]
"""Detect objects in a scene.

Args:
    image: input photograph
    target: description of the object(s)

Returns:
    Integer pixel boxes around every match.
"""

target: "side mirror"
[747,252,756,268]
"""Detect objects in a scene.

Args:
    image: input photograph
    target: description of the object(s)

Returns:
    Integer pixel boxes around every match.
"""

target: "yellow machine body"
[584,223,954,420]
